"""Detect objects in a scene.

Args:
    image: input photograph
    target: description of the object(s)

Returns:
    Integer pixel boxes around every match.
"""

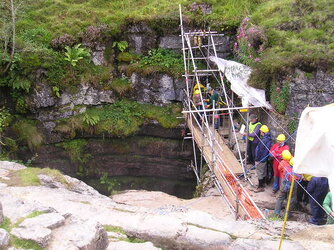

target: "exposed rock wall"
[287,70,334,117]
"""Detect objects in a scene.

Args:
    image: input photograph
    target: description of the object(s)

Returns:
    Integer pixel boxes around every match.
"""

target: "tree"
[0,0,24,75]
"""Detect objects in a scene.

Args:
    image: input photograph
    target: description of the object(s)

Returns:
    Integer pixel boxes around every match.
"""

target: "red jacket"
[278,160,291,180]
[270,143,290,162]
[278,160,301,182]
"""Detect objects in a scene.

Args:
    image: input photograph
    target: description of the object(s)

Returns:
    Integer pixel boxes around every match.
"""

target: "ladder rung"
[184,31,218,35]
[194,69,219,72]
[182,42,227,50]
[185,57,208,60]
[182,73,213,77]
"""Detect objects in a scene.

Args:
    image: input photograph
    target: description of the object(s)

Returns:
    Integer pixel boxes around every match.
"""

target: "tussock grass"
[6,167,67,187]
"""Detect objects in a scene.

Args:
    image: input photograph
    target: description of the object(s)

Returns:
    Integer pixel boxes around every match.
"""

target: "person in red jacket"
[270,134,290,193]
[274,154,300,216]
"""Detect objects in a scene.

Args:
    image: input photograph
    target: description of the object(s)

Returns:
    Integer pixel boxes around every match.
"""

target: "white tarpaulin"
[209,57,272,109]
[294,104,334,208]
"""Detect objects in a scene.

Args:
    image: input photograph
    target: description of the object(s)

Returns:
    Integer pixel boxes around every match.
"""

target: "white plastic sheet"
[294,104,334,208]
[209,57,272,109]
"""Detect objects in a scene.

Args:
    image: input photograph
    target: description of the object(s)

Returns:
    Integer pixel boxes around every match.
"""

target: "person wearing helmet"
[245,114,262,165]
[274,152,299,216]
[270,134,290,193]
[307,176,329,225]
[254,125,272,192]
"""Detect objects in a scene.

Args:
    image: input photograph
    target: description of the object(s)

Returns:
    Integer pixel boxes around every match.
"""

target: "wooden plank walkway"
[187,117,264,220]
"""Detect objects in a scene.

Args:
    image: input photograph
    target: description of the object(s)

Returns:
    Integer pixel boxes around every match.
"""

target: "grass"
[0,217,12,232]
[104,225,126,234]
[103,225,146,243]
[11,236,43,250]
[55,99,182,138]
[5,167,68,187]
[0,213,45,250]
[17,0,260,39]
[247,0,334,88]
[110,78,132,96]
[125,48,184,78]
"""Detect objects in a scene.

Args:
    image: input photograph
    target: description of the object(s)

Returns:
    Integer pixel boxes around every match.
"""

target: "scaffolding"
[179,5,264,220]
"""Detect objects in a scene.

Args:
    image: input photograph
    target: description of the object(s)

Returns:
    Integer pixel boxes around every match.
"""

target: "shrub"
[51,34,77,50]
[0,108,12,133]
[13,120,44,151]
[270,82,290,114]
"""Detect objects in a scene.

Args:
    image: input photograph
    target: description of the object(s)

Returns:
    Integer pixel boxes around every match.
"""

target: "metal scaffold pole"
[178,4,264,220]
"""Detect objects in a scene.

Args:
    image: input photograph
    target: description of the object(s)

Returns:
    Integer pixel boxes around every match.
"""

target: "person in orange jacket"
[270,134,290,193]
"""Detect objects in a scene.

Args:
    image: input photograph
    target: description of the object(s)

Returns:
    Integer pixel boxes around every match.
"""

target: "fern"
[83,113,100,126]
[64,44,90,67]
[112,41,128,53]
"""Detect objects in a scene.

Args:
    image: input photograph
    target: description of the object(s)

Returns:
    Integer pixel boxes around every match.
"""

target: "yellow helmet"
[289,157,294,166]
[282,150,292,161]
[193,83,205,90]
[194,89,201,95]
[260,125,269,133]
[276,134,286,142]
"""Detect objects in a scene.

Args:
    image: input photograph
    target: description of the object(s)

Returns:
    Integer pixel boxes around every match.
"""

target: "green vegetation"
[56,139,91,175]
[64,44,90,67]
[99,173,120,194]
[11,236,43,250]
[112,41,129,53]
[13,211,46,228]
[55,100,182,138]
[0,108,12,133]
[270,82,290,114]
[0,217,11,232]
[110,78,132,96]
[126,48,184,77]
[6,167,68,187]
[248,0,333,88]
[16,0,260,38]
[13,120,44,151]
[103,224,146,243]
[104,225,126,234]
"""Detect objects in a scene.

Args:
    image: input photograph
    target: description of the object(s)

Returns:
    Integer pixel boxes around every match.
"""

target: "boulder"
[19,213,65,230]
[0,161,26,171]
[50,220,108,250]
[107,241,161,250]
[0,229,9,249]
[11,226,52,248]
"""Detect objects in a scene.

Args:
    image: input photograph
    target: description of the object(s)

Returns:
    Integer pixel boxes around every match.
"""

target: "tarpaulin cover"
[294,104,334,208]
[209,57,272,109]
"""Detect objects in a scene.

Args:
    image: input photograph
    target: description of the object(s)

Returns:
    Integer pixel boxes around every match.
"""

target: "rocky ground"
[0,161,333,250]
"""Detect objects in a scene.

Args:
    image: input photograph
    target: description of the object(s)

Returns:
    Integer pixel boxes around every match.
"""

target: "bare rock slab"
[0,229,10,249]
[20,213,65,230]
[11,226,52,248]
[107,241,161,250]
[177,225,232,249]
[50,220,108,250]
[228,238,306,250]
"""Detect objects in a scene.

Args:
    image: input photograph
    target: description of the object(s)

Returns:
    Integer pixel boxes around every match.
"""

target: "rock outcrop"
[0,229,10,249]
[0,161,332,250]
